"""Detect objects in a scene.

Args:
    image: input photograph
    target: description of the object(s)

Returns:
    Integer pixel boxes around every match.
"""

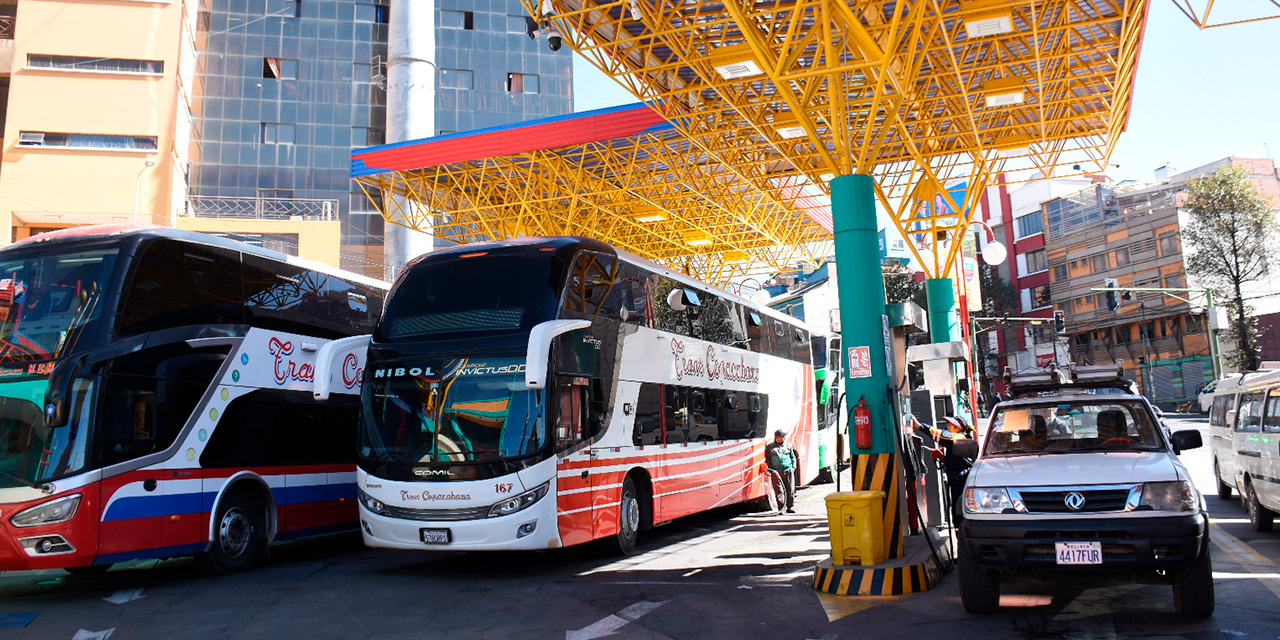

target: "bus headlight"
[357,490,389,516]
[11,494,82,528]
[1139,481,1197,511]
[964,488,1024,514]
[488,482,550,518]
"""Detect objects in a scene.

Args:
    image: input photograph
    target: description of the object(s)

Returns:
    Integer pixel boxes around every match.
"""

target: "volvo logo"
[1064,491,1087,511]
[413,468,451,477]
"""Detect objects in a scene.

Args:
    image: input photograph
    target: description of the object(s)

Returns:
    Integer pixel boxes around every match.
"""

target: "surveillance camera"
[540,0,555,17]
[523,16,540,40]
[629,0,642,20]
[548,34,562,51]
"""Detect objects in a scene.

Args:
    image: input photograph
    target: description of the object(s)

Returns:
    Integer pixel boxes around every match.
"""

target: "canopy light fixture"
[723,251,749,263]
[965,12,1014,38]
[775,125,806,139]
[983,76,1025,108]
[634,213,667,223]
[683,232,713,247]
[708,44,764,80]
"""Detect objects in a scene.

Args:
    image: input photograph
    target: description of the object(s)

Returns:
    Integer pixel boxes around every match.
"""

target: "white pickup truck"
[955,369,1213,618]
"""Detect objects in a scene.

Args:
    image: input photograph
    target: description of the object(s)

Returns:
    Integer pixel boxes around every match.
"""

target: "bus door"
[554,375,606,545]
[1260,389,1280,505]
[1234,390,1266,494]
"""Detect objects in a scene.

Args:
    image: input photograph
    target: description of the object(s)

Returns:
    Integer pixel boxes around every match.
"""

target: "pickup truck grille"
[1014,487,1137,514]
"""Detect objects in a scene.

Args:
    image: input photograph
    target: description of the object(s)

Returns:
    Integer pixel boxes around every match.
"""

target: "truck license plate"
[1055,541,1102,565]
[420,528,451,544]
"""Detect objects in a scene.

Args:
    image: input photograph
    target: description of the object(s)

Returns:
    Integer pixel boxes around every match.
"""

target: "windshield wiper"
[0,470,42,489]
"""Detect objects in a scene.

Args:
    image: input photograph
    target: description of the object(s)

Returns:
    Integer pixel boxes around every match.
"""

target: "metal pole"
[132,160,155,224]
[1206,290,1223,380]
[383,0,437,281]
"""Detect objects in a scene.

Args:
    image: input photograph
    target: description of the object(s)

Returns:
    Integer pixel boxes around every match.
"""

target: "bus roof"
[410,235,809,331]
[9,225,389,291]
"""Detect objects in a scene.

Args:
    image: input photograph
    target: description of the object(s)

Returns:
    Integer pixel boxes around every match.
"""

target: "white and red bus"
[0,226,386,574]
[318,237,817,553]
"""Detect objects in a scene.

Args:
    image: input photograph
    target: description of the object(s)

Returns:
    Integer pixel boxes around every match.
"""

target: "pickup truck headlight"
[11,494,81,528]
[964,487,1025,514]
[1139,481,1197,511]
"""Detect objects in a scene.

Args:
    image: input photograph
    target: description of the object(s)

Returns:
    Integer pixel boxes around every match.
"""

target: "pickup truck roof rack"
[1004,362,1133,398]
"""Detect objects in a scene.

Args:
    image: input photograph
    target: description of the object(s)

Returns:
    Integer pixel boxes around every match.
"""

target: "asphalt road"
[1,414,1278,639]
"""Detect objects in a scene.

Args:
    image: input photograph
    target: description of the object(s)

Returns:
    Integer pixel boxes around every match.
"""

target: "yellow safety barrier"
[825,491,887,567]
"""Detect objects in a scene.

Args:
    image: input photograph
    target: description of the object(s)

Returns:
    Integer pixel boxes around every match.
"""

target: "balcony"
[185,195,337,221]
[0,6,15,74]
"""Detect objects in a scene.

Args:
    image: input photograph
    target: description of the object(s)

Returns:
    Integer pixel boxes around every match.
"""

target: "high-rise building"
[0,1,572,276]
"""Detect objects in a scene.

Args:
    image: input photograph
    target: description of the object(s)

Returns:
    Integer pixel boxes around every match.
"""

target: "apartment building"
[0,1,572,275]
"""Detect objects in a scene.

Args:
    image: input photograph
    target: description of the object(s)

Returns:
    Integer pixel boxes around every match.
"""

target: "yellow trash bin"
[824,491,887,566]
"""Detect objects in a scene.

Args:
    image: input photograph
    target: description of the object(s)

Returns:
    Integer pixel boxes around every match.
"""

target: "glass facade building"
[190,0,572,277]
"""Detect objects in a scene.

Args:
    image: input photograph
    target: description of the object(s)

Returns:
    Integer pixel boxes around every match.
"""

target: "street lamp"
[970,220,1007,266]
[133,160,156,225]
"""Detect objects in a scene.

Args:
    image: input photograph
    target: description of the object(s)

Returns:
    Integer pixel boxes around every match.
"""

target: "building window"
[1185,314,1205,334]
[1158,232,1179,256]
[441,9,474,29]
[440,68,472,89]
[1029,284,1051,309]
[1014,212,1043,239]
[506,15,529,33]
[1091,253,1108,273]
[1024,249,1047,274]
[506,72,539,94]
[257,189,294,200]
[1074,333,1090,346]
[355,3,390,23]
[1052,264,1068,281]
[28,54,163,74]
[260,122,295,145]
[1114,325,1132,344]
[16,131,158,150]
[263,58,298,79]
[1164,273,1184,289]
[1114,246,1131,267]
[352,127,386,147]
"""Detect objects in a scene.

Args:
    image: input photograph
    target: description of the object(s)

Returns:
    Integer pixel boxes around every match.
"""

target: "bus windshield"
[0,248,119,363]
[378,254,563,341]
[361,357,544,465]
[983,399,1165,456]
[0,373,95,487]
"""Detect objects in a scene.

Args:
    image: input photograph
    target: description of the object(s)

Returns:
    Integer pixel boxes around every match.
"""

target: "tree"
[1182,166,1277,372]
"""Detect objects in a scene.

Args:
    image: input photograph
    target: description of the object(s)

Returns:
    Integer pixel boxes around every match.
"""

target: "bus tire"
[1246,480,1274,532]
[610,476,641,556]
[1214,459,1232,499]
[200,491,265,575]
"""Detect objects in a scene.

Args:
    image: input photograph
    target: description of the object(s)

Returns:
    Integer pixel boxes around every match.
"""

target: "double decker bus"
[0,226,386,574]
[319,237,817,554]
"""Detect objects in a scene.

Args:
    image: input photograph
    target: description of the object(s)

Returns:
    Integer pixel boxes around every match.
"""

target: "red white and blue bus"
[317,237,817,554]
[0,226,386,574]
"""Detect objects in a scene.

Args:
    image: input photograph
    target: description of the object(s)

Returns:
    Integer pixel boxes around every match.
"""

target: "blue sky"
[571,4,1280,184]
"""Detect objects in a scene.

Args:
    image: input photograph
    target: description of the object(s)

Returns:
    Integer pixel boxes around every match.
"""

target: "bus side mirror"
[312,334,371,400]
[43,355,89,428]
[525,319,592,389]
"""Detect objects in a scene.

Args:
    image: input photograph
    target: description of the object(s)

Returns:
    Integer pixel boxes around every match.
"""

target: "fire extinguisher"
[854,395,872,450]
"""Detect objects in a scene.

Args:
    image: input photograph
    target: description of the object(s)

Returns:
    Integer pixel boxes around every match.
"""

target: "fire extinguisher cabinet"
[824,491,887,566]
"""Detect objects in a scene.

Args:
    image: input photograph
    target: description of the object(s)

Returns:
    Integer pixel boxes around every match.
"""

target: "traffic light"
[1104,277,1119,311]
[1053,310,1066,334]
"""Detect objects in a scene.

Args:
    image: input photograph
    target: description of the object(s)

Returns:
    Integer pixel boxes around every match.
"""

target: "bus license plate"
[420,528,451,544]
[1055,541,1102,565]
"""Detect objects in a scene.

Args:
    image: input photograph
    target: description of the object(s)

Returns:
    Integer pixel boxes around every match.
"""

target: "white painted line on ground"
[566,600,667,640]
[102,589,145,605]
[72,630,114,640]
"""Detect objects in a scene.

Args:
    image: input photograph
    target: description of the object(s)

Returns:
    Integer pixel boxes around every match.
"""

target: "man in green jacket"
[765,429,799,513]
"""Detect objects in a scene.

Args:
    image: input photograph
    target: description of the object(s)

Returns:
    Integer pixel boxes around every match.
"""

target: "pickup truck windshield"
[984,399,1163,455]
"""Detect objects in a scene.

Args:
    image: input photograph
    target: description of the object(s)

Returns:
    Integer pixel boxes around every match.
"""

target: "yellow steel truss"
[1169,1,1280,28]
[361,1,1150,285]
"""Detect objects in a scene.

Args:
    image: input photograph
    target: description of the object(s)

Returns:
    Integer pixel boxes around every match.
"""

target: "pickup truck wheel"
[1246,481,1275,532]
[1214,459,1233,499]
[1172,548,1215,618]
[958,543,1000,614]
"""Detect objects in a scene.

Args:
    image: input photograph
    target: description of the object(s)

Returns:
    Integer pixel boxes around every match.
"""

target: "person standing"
[765,429,799,513]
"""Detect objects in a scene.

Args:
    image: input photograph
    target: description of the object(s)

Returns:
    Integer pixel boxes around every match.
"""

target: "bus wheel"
[1214,459,1233,499]
[200,492,265,575]
[1246,480,1275,532]
[611,477,641,555]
